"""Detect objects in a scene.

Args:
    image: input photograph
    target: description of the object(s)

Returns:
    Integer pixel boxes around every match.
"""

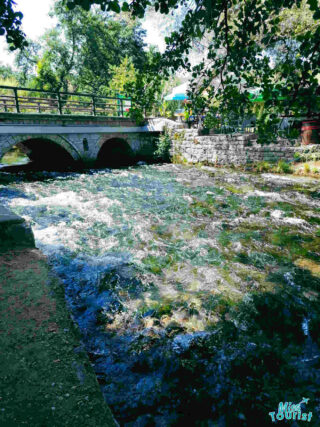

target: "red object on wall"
[301,120,320,145]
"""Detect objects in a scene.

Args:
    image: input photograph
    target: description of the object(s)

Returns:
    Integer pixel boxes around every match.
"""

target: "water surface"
[1,164,319,425]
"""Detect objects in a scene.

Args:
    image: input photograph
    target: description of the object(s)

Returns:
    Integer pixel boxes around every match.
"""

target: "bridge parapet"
[0,112,139,127]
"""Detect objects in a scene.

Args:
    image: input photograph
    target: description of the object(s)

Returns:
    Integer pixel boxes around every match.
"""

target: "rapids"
[1,164,320,426]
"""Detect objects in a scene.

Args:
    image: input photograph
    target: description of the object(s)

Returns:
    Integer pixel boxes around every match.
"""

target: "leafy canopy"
[65,0,320,119]
[7,2,148,96]
[2,0,319,122]
[0,0,27,50]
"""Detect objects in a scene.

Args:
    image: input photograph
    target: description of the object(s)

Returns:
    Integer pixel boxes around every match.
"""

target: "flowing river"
[1,163,320,426]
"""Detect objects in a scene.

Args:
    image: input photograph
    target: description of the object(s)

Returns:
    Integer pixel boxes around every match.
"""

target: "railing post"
[57,92,62,114]
[13,88,20,113]
[3,100,7,112]
[120,98,124,117]
[116,93,120,117]
[92,95,96,116]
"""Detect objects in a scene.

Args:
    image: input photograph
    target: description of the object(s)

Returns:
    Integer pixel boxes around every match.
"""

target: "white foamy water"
[1,164,319,424]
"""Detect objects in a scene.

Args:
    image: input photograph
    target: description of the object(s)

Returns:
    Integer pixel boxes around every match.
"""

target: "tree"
[0,64,15,80]
[123,47,164,123]
[14,39,41,86]
[35,1,148,94]
[35,29,75,92]
[68,0,320,121]
[10,2,148,95]
[0,0,27,50]
[108,56,137,94]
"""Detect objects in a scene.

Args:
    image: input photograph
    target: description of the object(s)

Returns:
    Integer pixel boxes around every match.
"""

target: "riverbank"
[0,247,117,426]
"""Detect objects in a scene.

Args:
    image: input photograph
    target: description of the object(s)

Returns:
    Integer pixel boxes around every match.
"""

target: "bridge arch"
[96,137,135,167]
[1,134,81,170]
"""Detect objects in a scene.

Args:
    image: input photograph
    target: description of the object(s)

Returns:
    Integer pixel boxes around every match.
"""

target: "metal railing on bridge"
[0,85,132,117]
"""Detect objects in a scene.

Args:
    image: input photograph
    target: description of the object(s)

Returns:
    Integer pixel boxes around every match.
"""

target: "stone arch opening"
[96,138,135,167]
[1,137,80,171]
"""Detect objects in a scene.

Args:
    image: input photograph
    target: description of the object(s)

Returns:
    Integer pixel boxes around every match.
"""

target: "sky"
[0,0,166,68]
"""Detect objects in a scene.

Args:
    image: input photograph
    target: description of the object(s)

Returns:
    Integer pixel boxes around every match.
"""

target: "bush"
[256,113,280,145]
[129,107,145,126]
[154,127,172,161]
[296,146,320,162]
[203,111,220,130]
[274,160,292,174]
[304,163,311,173]
[255,161,271,172]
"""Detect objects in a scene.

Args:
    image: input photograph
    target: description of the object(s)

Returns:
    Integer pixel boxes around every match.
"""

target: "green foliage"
[68,9,147,93]
[108,56,136,94]
[13,39,41,85]
[1,146,28,165]
[128,106,145,126]
[11,1,148,94]
[65,0,181,18]
[0,74,19,88]
[274,160,293,174]
[278,126,300,141]
[304,163,311,173]
[72,0,320,131]
[0,0,27,50]
[35,29,72,92]
[0,65,16,80]
[159,100,180,119]
[203,110,220,130]
[256,112,281,145]
[124,47,164,122]
[296,145,320,162]
[154,127,172,161]
[255,161,271,173]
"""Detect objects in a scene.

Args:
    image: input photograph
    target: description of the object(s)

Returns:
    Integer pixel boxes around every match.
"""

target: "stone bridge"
[0,113,173,169]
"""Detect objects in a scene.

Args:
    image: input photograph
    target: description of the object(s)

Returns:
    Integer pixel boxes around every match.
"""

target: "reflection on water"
[1,164,320,425]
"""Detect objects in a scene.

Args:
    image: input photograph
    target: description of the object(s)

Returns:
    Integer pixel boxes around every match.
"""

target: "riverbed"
[1,163,319,426]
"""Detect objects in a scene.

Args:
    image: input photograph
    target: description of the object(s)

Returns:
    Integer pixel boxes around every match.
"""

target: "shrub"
[255,161,271,172]
[154,127,172,161]
[256,113,280,145]
[203,111,220,130]
[297,146,320,162]
[129,107,145,126]
[304,163,311,173]
[274,160,292,174]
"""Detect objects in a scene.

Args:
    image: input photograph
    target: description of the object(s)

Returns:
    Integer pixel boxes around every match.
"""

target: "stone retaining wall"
[170,129,319,165]
[0,205,35,251]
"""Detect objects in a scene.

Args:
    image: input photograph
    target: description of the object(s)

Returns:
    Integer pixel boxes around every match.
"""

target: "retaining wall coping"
[0,205,24,225]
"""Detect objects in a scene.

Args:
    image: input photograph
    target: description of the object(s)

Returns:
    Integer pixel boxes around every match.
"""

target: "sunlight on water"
[1,164,320,424]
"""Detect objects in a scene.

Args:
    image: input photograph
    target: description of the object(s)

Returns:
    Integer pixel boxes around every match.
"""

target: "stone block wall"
[0,112,138,127]
[170,129,318,166]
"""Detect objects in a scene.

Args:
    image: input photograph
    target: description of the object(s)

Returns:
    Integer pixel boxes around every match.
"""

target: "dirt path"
[0,248,117,426]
